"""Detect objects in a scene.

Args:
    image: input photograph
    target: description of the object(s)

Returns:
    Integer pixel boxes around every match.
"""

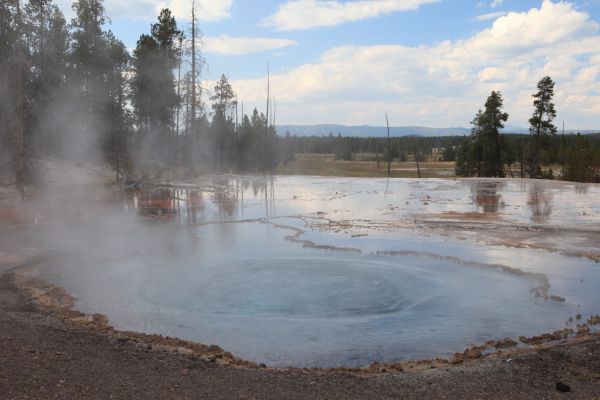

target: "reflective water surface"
[34,176,600,367]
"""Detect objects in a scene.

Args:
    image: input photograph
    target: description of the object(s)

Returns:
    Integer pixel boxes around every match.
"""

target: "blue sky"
[55,0,600,128]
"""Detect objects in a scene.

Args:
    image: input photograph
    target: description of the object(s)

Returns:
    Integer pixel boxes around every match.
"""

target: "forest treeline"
[452,78,600,182]
[0,0,279,190]
[1,0,599,188]
[277,132,600,181]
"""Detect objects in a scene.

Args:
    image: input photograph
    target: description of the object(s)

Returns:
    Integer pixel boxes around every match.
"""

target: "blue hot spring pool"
[30,176,600,367]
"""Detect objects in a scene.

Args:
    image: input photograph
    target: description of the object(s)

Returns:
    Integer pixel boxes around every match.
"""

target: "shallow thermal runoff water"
[32,176,600,368]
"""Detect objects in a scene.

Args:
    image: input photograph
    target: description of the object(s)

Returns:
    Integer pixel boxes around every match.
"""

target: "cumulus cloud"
[203,35,297,55]
[263,0,440,31]
[230,1,600,128]
[55,0,233,22]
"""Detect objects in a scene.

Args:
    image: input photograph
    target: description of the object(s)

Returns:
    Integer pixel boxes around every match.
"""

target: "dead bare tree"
[265,62,270,139]
[14,0,25,201]
[272,98,276,128]
[190,0,197,132]
[561,121,565,178]
[385,112,391,177]
[414,147,421,179]
[185,0,206,167]
[175,33,183,136]
[235,93,238,132]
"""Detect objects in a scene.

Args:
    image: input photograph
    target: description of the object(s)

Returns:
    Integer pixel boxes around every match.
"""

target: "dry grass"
[277,154,456,178]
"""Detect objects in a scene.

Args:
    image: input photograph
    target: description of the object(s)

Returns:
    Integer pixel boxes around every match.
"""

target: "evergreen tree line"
[1,0,128,167]
[1,1,598,184]
[276,133,463,162]
[500,133,600,182]
[276,131,600,182]
[454,76,600,182]
[0,0,279,188]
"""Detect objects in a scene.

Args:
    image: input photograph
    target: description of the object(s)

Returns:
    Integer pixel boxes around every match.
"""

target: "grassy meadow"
[276,154,456,178]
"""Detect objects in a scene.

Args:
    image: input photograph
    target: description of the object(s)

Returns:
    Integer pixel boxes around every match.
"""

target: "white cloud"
[263,0,440,31]
[476,0,503,10]
[229,1,600,128]
[55,0,233,22]
[157,0,233,21]
[478,67,510,82]
[473,11,507,22]
[203,35,297,55]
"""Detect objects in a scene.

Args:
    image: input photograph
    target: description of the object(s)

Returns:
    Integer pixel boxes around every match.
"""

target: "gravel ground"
[1,269,600,399]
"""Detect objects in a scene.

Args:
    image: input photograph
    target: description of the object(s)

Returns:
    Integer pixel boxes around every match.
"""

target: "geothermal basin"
[27,176,600,368]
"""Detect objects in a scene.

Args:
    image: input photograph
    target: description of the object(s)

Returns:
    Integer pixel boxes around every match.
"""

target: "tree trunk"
[385,113,391,178]
[176,35,182,137]
[190,2,196,128]
[265,63,270,139]
[414,148,421,179]
[190,0,197,168]
[531,93,545,178]
[15,0,25,202]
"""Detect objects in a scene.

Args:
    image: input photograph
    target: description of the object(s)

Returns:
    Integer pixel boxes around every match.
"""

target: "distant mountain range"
[276,124,470,137]
[276,124,599,137]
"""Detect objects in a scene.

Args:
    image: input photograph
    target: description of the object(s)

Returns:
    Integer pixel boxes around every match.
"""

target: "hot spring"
[29,177,600,367]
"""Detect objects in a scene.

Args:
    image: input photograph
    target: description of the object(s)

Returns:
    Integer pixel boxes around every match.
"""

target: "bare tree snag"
[414,147,421,179]
[15,0,25,202]
[265,62,270,138]
[190,0,196,130]
[385,112,391,178]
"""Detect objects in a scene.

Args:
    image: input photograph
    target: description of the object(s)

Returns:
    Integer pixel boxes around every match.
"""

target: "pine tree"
[151,9,180,64]
[68,0,129,159]
[528,76,557,178]
[0,0,21,182]
[210,74,236,121]
[209,75,237,169]
[456,91,508,177]
[132,35,159,133]
[479,91,509,177]
[131,9,180,159]
[24,0,69,155]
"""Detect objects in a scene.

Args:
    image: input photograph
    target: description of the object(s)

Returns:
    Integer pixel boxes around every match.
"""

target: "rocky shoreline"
[2,261,600,398]
[13,262,600,371]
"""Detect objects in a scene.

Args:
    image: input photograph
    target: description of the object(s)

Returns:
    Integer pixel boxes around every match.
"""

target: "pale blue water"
[34,177,600,367]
